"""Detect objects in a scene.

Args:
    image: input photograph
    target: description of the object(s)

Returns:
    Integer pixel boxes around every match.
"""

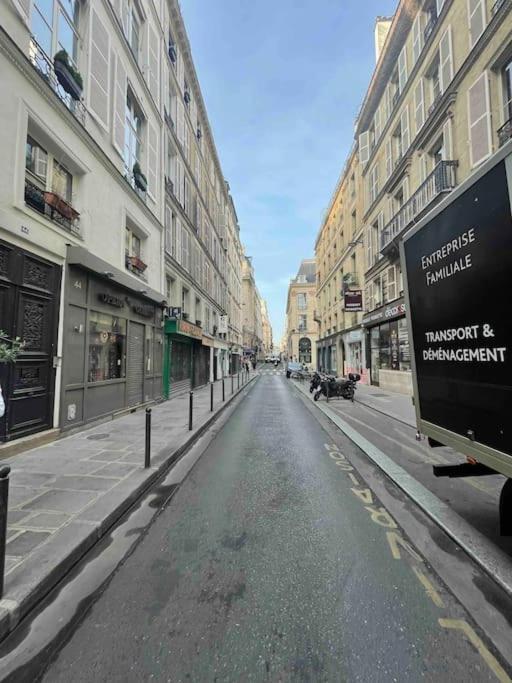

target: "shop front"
[317,335,337,374]
[342,329,369,385]
[363,298,412,394]
[0,239,61,442]
[163,317,202,397]
[61,254,164,431]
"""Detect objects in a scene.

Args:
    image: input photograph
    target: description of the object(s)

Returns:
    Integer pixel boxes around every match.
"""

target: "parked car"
[286,362,303,379]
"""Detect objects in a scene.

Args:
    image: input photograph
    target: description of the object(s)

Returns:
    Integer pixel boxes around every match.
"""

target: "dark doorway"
[0,240,61,442]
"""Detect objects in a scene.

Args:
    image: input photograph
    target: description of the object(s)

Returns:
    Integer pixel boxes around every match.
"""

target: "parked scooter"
[313,373,360,402]
[309,372,324,393]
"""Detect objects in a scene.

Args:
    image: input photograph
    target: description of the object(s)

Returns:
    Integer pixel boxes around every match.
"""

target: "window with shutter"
[175,217,182,265]
[359,131,370,164]
[385,139,392,178]
[177,50,185,93]
[377,212,384,255]
[412,14,423,64]
[165,205,172,253]
[112,53,126,155]
[147,21,160,104]
[89,9,110,129]
[468,0,486,48]
[401,106,410,152]
[414,79,425,132]
[147,120,158,200]
[436,0,446,14]
[398,46,408,92]
[442,118,453,159]
[387,266,397,301]
[467,71,491,167]
[375,107,382,141]
[366,227,373,268]
[177,98,185,147]
[439,27,454,93]
[184,176,190,215]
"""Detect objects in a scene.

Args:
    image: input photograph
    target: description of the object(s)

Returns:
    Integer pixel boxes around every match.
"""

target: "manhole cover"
[370,393,389,398]
[87,433,110,440]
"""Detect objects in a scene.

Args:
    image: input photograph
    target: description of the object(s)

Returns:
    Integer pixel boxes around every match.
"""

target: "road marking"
[328,452,345,461]
[325,443,340,451]
[412,567,445,608]
[351,487,374,505]
[386,531,423,563]
[348,472,360,486]
[439,619,511,682]
[364,506,398,528]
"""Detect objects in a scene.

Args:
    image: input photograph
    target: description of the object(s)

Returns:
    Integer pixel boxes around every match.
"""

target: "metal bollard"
[222,378,225,402]
[231,373,234,394]
[0,466,10,599]
[189,390,193,430]
[210,381,214,412]
[145,408,152,468]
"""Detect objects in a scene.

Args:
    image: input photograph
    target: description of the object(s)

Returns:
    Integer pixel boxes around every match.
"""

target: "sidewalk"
[0,371,257,641]
[355,383,416,428]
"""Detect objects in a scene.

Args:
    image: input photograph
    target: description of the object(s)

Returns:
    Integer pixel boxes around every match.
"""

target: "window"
[52,160,72,202]
[182,287,189,315]
[468,71,492,167]
[125,91,142,177]
[297,293,307,309]
[439,27,454,94]
[26,136,48,185]
[468,0,486,48]
[165,276,175,304]
[412,13,423,64]
[298,314,307,332]
[32,0,79,64]
[385,139,393,178]
[502,59,512,123]
[398,45,408,93]
[125,228,141,258]
[127,6,140,60]
[414,79,425,132]
[88,312,126,383]
[369,164,379,204]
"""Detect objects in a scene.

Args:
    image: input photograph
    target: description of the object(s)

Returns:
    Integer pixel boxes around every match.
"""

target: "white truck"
[400,140,512,535]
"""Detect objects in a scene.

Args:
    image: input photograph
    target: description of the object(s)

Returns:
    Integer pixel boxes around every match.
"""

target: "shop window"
[88,312,126,382]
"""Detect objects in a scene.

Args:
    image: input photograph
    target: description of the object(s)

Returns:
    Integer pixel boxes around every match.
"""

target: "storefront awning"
[67,246,165,306]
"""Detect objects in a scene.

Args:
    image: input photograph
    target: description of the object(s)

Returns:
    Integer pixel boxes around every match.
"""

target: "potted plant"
[43,191,80,221]
[0,331,24,364]
[126,255,147,272]
[53,49,83,101]
[132,162,147,192]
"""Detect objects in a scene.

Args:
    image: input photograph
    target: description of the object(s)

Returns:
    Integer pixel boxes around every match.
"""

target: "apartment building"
[260,299,273,356]
[241,256,263,359]
[285,259,318,368]
[356,0,512,394]
[315,149,367,379]
[0,0,247,440]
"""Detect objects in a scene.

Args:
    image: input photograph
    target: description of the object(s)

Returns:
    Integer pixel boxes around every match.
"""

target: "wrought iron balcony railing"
[492,0,506,15]
[497,118,512,147]
[24,178,81,236]
[424,14,438,42]
[380,160,457,251]
[28,38,86,126]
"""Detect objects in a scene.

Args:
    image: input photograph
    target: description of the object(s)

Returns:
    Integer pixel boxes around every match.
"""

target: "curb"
[354,396,416,429]
[291,379,512,600]
[0,375,259,643]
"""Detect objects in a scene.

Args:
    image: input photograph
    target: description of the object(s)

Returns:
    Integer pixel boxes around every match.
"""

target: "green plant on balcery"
[53,49,83,90]
[0,331,24,363]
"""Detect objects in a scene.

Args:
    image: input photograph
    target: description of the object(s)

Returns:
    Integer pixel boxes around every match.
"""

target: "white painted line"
[291,380,512,599]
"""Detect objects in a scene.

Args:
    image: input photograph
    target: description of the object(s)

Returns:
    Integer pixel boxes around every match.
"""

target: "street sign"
[401,154,512,460]
[344,289,363,311]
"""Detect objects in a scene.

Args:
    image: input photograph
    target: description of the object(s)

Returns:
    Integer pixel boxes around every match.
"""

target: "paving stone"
[14,512,70,529]
[50,476,118,492]
[21,489,97,514]
[6,530,51,556]
[6,528,22,541]
[4,557,23,574]
[92,462,138,478]
[8,471,56,488]
[7,510,32,525]
[87,451,126,462]
[9,487,42,508]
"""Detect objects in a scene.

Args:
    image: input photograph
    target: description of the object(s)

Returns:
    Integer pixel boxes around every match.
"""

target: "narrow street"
[8,372,508,682]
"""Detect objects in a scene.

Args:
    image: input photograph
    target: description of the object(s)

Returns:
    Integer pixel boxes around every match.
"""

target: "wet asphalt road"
[39,373,504,681]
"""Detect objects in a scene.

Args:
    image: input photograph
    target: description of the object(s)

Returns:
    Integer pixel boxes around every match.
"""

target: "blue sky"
[181,0,398,344]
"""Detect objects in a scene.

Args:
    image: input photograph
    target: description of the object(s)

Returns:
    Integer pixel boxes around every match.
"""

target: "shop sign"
[132,303,154,318]
[344,330,362,343]
[362,298,406,326]
[402,158,512,456]
[218,315,228,334]
[178,319,202,340]
[98,293,124,308]
[344,289,363,312]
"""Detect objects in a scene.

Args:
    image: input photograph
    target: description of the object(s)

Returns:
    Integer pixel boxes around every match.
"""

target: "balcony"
[380,160,457,253]
[28,38,86,126]
[497,119,512,147]
[24,178,80,236]
[424,14,438,42]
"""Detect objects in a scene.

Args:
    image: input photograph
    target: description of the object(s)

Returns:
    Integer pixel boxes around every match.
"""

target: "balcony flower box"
[53,50,83,101]
[126,255,147,273]
[132,163,147,192]
[43,191,79,221]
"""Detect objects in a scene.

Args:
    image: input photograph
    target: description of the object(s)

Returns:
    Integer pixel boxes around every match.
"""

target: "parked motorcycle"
[309,372,324,393]
[313,373,360,402]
